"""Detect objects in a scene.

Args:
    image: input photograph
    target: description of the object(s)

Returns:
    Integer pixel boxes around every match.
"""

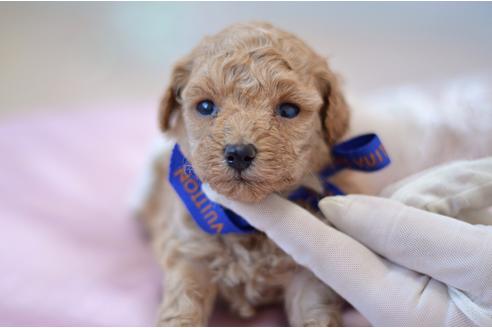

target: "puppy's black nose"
[224,144,257,171]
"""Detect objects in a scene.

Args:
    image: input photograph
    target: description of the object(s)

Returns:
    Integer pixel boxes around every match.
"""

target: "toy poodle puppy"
[135,21,351,326]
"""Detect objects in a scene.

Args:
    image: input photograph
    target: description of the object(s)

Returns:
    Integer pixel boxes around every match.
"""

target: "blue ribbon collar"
[169,133,390,235]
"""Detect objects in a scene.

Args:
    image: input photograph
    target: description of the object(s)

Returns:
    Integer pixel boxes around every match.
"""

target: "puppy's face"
[160,23,349,202]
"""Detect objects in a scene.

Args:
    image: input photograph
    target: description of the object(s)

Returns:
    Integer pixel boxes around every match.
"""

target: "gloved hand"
[203,157,492,326]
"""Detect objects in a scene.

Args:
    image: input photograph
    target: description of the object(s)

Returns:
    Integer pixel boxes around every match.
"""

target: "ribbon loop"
[320,133,390,178]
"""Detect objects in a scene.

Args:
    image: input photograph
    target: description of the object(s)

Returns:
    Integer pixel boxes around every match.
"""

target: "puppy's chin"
[206,171,302,203]
[208,179,271,203]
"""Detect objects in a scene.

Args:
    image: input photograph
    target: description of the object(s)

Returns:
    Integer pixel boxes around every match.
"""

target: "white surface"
[347,77,492,194]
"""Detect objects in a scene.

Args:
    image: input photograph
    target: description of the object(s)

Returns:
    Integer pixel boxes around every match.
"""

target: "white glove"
[203,157,492,326]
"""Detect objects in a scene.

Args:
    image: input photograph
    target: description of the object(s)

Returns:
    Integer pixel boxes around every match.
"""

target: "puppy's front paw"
[157,314,206,327]
[157,307,207,327]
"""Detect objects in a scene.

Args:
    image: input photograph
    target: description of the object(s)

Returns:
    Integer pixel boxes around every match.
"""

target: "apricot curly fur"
[139,22,352,326]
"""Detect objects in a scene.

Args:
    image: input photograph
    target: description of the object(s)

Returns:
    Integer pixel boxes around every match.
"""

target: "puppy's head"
[160,23,349,202]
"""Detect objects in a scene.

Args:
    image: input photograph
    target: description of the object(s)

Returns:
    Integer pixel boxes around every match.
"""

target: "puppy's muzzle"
[224,144,257,172]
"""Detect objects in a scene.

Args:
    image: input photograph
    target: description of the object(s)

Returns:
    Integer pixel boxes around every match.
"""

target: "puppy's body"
[138,140,343,326]
[136,22,352,326]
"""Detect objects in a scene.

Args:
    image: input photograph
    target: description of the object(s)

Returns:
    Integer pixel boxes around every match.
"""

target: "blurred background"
[0,2,491,326]
[1,2,492,118]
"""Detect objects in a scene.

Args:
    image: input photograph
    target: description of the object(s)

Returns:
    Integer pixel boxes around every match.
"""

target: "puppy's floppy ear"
[159,56,193,131]
[315,66,350,145]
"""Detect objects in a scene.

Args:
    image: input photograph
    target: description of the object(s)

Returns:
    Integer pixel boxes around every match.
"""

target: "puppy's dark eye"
[196,100,217,116]
[277,103,300,118]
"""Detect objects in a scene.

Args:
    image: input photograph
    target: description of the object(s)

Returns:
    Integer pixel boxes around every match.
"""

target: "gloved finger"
[202,183,296,232]
[381,157,492,217]
[203,185,469,326]
[320,195,492,304]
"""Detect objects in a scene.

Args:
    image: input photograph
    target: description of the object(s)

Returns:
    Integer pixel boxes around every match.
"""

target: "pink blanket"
[0,106,368,326]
